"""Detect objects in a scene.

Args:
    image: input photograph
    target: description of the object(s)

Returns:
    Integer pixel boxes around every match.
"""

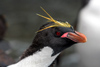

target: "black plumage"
[0,15,10,52]
[20,22,76,60]
[0,15,14,67]
[0,15,7,41]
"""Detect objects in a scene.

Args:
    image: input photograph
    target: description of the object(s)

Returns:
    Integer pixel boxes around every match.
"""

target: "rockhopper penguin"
[7,7,87,67]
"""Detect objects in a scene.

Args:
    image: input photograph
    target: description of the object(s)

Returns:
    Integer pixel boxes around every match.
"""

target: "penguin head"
[34,22,87,55]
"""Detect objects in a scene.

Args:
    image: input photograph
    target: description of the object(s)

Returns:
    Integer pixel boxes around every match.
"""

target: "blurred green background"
[0,0,81,40]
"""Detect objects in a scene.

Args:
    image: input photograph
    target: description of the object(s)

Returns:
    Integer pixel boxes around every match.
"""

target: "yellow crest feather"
[36,7,71,32]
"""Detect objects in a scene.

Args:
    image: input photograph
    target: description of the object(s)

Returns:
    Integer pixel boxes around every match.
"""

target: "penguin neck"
[8,46,60,67]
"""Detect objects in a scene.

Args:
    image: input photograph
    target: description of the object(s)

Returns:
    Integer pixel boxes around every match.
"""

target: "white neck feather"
[8,47,59,67]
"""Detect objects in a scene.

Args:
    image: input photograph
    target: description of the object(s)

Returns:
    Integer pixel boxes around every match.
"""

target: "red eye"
[56,32,61,36]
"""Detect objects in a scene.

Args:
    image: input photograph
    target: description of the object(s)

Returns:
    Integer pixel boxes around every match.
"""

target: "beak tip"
[82,38,87,43]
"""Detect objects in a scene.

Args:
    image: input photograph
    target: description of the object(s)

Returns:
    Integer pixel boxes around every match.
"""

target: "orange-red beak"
[61,31,87,43]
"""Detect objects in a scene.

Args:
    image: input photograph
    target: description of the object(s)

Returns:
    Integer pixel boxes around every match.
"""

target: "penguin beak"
[61,31,87,43]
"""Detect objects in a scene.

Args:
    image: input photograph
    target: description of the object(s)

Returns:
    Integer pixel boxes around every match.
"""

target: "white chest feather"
[8,47,59,67]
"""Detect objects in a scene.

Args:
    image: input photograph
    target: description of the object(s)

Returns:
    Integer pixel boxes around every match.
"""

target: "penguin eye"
[56,32,61,36]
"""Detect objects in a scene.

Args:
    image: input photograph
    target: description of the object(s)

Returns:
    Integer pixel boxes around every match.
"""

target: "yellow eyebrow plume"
[37,7,57,24]
[36,25,59,32]
[36,7,71,32]
[40,7,54,20]
[36,13,54,22]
